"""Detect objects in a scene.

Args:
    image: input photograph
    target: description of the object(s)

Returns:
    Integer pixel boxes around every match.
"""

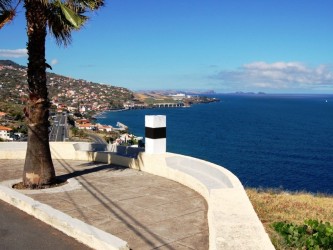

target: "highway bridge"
[152,102,184,108]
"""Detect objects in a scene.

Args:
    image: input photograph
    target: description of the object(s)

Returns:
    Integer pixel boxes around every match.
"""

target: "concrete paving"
[0,200,92,250]
[0,159,209,250]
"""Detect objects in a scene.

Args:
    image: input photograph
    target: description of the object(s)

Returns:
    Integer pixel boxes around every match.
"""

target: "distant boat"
[325,100,328,103]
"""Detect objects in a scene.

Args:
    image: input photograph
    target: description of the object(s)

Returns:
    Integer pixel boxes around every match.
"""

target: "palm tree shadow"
[50,158,177,250]
[56,163,127,182]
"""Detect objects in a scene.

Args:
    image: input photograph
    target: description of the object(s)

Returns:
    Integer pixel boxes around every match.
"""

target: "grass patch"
[246,188,333,249]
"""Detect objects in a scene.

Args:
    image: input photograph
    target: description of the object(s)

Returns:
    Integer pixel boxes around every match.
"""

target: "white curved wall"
[0,142,274,250]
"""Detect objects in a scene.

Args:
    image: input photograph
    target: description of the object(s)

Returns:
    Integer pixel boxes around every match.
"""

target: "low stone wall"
[73,142,144,158]
[73,142,108,152]
[0,142,144,160]
[0,142,274,250]
[130,153,275,250]
[0,142,79,160]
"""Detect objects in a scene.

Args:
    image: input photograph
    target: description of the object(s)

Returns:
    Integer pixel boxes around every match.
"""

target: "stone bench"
[136,153,275,250]
[166,156,233,190]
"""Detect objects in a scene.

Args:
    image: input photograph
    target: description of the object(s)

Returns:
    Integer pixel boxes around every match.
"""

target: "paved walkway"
[0,200,92,250]
[0,159,209,250]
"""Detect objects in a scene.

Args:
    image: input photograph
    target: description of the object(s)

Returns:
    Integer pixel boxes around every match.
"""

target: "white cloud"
[212,62,333,91]
[51,59,58,66]
[0,49,27,58]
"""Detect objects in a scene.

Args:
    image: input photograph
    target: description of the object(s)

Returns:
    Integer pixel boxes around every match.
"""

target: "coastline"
[97,96,220,114]
[94,95,333,195]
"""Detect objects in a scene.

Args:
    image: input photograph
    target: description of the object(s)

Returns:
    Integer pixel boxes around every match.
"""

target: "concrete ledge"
[0,142,78,160]
[0,185,129,250]
[73,142,108,152]
[0,142,275,249]
[134,153,275,250]
[73,143,145,158]
[165,155,235,189]
[1,178,81,195]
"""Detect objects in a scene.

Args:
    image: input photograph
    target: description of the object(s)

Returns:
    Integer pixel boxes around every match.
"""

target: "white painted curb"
[0,184,129,250]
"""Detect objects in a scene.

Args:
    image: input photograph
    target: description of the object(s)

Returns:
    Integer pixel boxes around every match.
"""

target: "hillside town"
[0,60,135,114]
[0,60,219,142]
[0,60,134,141]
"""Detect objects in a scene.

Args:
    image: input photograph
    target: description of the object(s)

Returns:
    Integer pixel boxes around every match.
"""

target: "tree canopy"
[0,0,104,45]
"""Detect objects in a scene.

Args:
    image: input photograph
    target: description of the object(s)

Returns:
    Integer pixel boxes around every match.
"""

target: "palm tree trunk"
[23,0,55,187]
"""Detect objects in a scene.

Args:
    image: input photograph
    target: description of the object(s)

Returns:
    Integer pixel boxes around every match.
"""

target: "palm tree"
[0,0,104,188]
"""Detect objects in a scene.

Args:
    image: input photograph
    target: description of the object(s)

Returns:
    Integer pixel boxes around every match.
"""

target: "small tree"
[71,127,79,137]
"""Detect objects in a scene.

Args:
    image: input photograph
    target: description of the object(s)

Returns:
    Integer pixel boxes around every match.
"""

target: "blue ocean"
[97,94,333,194]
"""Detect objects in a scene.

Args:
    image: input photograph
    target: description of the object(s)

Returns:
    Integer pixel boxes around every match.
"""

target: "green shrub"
[273,219,333,249]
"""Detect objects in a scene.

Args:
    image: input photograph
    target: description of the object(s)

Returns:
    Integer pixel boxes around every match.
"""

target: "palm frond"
[0,9,15,29]
[47,0,106,46]
[65,0,104,11]
[78,0,104,10]
[0,0,16,29]
[47,4,73,46]
[46,0,105,46]
[0,0,12,9]
[58,2,86,28]
[31,0,50,7]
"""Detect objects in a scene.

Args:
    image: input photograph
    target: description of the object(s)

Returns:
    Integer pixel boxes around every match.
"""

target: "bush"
[273,219,333,249]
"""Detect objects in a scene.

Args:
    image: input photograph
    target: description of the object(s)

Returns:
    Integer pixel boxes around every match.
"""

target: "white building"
[77,123,93,130]
[169,93,186,100]
[0,126,12,141]
[80,106,86,113]
[95,124,113,132]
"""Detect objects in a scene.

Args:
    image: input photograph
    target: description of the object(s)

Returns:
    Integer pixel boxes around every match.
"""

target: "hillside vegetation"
[247,188,333,249]
[0,60,135,112]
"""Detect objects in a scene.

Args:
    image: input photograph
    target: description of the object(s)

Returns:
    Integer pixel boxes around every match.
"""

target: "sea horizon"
[97,94,333,194]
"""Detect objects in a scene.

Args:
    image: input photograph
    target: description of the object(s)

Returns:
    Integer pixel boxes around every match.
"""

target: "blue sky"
[1,0,333,93]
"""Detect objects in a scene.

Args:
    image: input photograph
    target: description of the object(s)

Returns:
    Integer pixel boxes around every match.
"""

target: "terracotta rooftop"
[0,126,12,131]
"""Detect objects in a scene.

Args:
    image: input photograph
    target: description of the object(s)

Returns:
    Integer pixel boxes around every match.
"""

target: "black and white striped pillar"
[145,115,166,154]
